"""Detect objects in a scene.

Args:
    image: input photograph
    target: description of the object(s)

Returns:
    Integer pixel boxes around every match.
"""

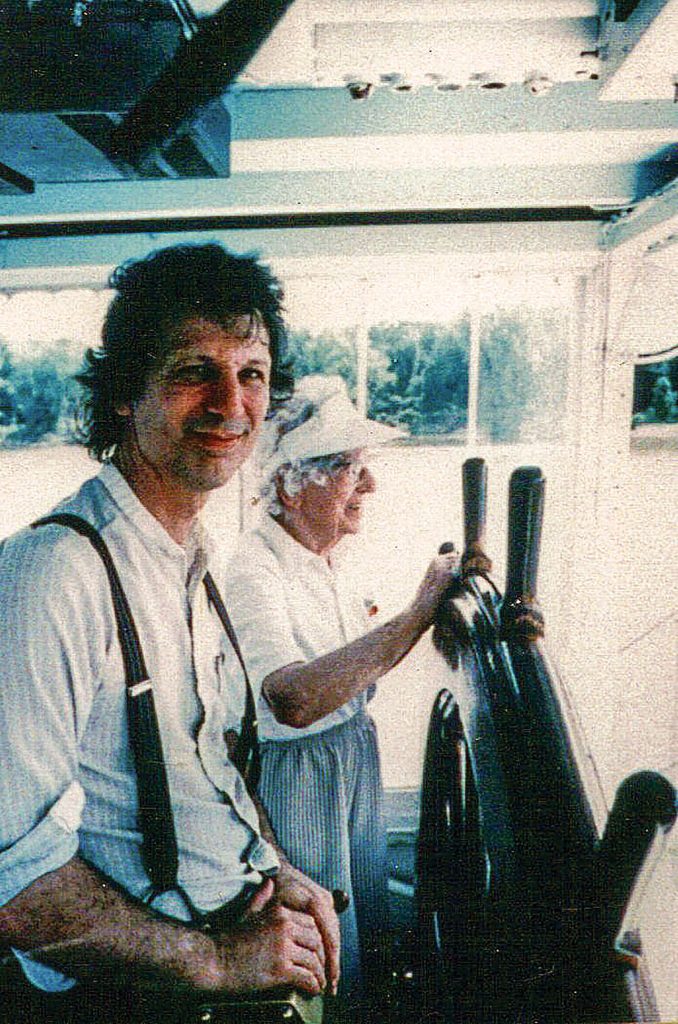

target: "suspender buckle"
[129,679,152,697]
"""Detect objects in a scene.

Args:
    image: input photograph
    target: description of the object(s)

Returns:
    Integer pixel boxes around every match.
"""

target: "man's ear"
[115,402,132,418]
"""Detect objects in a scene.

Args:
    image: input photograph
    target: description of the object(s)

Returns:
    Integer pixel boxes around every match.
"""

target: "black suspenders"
[203,572,260,792]
[32,513,260,908]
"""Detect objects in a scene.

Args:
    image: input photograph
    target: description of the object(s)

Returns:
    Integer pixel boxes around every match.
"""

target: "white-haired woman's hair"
[260,452,352,515]
[258,388,349,515]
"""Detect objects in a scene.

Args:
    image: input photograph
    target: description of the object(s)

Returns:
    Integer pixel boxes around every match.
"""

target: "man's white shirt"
[0,463,278,988]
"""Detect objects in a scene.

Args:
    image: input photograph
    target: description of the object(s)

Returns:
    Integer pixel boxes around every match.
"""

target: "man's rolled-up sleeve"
[0,528,102,904]
[0,783,84,905]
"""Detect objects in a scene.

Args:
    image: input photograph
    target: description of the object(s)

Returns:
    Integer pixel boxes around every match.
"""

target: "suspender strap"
[32,514,261,897]
[36,515,149,685]
[33,514,180,895]
[203,571,260,792]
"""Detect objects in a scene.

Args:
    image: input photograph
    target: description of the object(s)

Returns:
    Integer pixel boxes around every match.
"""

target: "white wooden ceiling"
[0,0,675,228]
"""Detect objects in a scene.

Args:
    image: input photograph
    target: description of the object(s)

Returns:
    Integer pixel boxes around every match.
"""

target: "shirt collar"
[98,461,214,570]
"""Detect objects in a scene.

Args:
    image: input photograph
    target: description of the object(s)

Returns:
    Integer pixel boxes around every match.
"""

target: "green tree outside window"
[478,309,568,443]
[286,328,357,401]
[368,321,470,438]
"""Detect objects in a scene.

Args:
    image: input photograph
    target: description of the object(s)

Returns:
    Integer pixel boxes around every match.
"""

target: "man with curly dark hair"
[0,243,339,1023]
[77,243,293,461]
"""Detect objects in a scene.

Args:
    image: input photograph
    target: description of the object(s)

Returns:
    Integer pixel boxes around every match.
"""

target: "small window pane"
[0,289,110,448]
[367,320,470,440]
[286,327,358,401]
[478,307,569,444]
[631,355,678,451]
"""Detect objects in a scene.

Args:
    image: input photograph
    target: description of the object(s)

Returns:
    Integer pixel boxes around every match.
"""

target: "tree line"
[0,340,80,445]
[288,312,568,443]
[0,313,568,447]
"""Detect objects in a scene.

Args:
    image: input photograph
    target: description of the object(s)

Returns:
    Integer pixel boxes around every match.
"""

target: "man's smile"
[185,416,252,455]
[188,430,247,453]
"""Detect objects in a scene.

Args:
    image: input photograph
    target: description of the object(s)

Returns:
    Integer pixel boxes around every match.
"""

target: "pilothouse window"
[0,287,111,447]
[367,318,470,441]
[0,270,576,452]
[631,352,678,448]
[478,306,570,444]
[613,242,678,451]
[285,270,575,448]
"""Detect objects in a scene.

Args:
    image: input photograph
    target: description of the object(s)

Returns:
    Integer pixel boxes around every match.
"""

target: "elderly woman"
[225,376,459,1005]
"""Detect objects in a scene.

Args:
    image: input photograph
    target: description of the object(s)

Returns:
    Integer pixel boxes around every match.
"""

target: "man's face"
[118,316,271,497]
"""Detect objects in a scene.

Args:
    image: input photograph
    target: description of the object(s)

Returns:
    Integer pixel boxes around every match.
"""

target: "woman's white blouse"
[224,514,377,740]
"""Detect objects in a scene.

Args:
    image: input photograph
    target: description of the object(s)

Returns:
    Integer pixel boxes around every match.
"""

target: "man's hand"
[211,872,338,997]
[271,861,340,995]
[247,793,340,994]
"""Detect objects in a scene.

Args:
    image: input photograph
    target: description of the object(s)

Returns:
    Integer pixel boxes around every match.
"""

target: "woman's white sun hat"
[258,374,406,478]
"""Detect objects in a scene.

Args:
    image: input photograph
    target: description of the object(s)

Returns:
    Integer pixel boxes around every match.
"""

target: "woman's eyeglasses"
[329,453,376,483]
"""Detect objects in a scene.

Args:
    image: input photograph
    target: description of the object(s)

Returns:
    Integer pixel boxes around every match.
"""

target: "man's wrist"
[172,928,226,994]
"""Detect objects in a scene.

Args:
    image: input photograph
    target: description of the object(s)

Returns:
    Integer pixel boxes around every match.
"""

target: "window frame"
[281,258,587,451]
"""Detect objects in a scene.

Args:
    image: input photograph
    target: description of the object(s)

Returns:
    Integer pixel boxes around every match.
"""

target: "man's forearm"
[263,604,429,729]
[0,856,221,992]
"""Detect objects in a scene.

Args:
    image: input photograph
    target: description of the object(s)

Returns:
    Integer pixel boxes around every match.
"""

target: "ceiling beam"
[226,82,678,141]
[0,160,34,195]
[231,130,677,174]
[109,0,297,171]
[0,163,641,228]
[599,0,678,101]
[302,1,599,23]
[0,205,616,243]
